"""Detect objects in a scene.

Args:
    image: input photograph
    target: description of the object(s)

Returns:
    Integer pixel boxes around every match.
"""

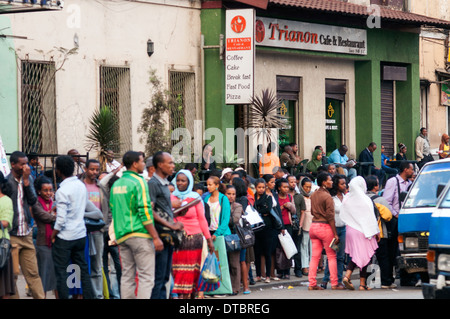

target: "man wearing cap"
[220,168,233,184]
[145,157,155,181]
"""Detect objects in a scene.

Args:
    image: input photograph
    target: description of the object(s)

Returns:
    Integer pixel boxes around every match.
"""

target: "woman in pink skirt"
[340,176,380,290]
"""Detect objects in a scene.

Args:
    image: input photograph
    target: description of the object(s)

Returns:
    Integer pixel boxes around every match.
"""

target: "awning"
[0,0,63,14]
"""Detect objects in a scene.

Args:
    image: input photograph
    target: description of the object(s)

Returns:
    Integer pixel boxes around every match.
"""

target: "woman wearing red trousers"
[308,172,344,290]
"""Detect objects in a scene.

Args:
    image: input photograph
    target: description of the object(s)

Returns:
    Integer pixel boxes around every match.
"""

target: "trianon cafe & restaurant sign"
[225,11,368,105]
[255,17,367,56]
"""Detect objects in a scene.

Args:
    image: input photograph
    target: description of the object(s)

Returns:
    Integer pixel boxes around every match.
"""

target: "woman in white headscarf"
[171,170,215,299]
[340,176,380,291]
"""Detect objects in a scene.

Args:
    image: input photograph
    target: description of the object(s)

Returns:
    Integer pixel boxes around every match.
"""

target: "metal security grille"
[169,71,196,146]
[21,60,57,154]
[99,66,132,156]
[381,80,395,156]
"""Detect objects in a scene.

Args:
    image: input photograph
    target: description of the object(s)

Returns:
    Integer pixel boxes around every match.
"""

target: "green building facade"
[200,0,448,170]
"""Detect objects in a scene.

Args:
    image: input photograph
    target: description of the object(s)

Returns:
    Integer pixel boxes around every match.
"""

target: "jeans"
[151,243,173,299]
[103,232,121,299]
[120,237,156,299]
[88,231,104,299]
[300,230,311,268]
[52,236,94,299]
[308,222,338,287]
[322,226,346,284]
[343,168,357,181]
[382,166,398,179]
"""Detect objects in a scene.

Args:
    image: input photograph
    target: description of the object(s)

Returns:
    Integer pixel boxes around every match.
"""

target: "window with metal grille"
[169,71,196,147]
[99,66,132,156]
[21,60,57,154]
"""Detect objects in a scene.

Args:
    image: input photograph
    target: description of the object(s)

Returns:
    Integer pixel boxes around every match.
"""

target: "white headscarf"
[340,176,379,239]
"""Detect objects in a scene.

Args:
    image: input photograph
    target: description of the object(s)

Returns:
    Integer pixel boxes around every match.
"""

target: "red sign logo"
[255,19,265,43]
[231,15,246,33]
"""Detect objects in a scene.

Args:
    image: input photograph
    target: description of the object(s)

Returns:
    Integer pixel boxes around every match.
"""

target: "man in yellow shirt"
[259,142,281,176]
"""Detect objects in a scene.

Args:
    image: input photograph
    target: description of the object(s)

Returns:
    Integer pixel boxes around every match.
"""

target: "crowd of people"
[0,137,425,300]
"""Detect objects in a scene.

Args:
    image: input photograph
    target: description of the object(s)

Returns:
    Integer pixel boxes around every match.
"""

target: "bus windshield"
[403,162,450,209]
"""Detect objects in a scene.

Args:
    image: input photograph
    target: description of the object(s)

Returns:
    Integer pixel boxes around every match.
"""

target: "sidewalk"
[16,265,360,299]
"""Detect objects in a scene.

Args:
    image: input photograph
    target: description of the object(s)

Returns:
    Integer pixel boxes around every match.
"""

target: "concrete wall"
[5,0,202,156]
[410,0,450,150]
[254,51,356,161]
[0,17,19,153]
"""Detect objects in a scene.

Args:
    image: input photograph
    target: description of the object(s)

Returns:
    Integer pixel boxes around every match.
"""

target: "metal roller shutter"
[380,80,394,156]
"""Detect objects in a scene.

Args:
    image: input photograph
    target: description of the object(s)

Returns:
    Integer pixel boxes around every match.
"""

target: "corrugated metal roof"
[269,0,450,28]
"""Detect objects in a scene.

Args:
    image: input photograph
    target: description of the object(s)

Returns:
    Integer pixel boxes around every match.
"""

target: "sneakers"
[415,280,422,287]
[381,283,398,289]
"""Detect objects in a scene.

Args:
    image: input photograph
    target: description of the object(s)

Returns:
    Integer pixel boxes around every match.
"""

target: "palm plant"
[85,105,120,171]
[247,88,287,145]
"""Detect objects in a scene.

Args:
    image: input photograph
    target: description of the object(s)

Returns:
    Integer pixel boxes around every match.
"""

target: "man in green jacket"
[110,151,163,299]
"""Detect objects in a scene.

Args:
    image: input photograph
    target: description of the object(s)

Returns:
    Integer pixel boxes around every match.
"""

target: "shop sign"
[255,17,367,56]
[225,9,255,104]
[442,83,450,107]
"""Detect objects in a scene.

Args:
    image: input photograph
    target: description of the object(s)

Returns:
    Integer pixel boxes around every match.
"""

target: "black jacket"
[7,173,37,236]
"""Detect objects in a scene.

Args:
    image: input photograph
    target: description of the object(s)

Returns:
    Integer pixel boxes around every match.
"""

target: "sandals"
[343,276,355,290]
[308,285,324,290]
[359,285,373,291]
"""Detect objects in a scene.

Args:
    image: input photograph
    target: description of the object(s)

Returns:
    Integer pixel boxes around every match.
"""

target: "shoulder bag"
[235,218,255,249]
[243,204,265,232]
[84,217,106,233]
[154,201,186,248]
[0,222,11,269]
[270,207,283,230]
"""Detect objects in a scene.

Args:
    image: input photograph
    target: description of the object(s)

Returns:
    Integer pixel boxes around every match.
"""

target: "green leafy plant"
[85,105,120,171]
[247,88,287,145]
[138,68,175,157]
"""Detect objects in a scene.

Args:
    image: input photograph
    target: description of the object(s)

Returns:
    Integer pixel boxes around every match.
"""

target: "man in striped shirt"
[7,151,45,299]
[110,151,163,299]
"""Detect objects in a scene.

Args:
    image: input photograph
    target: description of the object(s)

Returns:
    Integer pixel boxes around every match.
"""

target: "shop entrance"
[325,98,342,155]
[278,99,296,147]
[276,76,300,153]
[325,79,346,155]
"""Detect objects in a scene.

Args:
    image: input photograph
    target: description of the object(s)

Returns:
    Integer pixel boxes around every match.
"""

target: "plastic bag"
[197,252,221,292]
[278,231,298,259]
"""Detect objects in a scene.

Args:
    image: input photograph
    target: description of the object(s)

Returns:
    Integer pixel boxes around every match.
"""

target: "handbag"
[270,208,283,230]
[224,233,242,252]
[243,205,265,232]
[154,206,184,248]
[235,218,255,249]
[84,217,106,233]
[0,222,11,269]
[275,246,292,270]
[288,194,300,232]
